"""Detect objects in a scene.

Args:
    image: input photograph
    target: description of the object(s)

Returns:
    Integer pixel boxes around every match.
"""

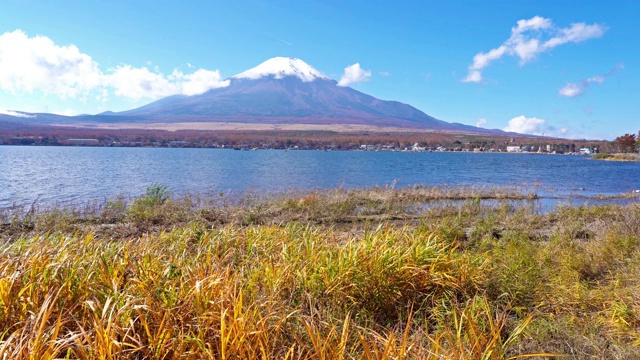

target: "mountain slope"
[116,57,482,131]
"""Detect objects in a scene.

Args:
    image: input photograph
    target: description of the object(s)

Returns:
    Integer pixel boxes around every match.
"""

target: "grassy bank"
[592,153,640,162]
[1,186,640,358]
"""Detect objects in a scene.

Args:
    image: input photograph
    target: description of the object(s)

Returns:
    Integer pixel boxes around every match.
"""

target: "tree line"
[615,131,639,153]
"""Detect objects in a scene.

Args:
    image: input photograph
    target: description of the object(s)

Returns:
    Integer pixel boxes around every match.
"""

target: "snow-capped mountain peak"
[232,57,330,82]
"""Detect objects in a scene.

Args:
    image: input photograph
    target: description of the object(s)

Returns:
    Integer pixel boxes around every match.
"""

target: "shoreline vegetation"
[0,127,611,154]
[2,185,640,358]
[592,153,640,162]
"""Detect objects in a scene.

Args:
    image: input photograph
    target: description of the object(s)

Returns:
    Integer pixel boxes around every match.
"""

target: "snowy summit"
[232,57,330,82]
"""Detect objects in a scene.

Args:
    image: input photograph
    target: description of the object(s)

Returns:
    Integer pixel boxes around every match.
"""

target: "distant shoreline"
[0,142,598,156]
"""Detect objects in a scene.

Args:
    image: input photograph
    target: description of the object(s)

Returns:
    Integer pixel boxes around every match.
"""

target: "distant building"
[411,143,426,152]
[506,146,521,153]
[10,136,36,145]
[67,139,99,146]
[169,141,190,147]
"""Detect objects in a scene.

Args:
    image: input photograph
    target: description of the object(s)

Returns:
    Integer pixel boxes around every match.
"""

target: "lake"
[1,146,639,210]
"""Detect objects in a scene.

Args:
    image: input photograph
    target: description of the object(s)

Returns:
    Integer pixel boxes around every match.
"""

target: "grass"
[1,185,639,358]
[1,184,539,240]
[592,153,640,162]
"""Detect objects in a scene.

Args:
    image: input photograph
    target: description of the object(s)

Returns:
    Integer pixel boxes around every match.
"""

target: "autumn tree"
[615,133,637,153]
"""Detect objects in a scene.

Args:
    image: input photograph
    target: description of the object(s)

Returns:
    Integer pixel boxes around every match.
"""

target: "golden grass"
[1,187,639,358]
[0,224,543,359]
[592,153,640,162]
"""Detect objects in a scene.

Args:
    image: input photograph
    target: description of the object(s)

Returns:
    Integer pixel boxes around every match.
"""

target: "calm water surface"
[1,146,639,209]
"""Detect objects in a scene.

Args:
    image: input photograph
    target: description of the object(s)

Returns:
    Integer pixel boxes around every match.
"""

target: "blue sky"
[0,0,637,139]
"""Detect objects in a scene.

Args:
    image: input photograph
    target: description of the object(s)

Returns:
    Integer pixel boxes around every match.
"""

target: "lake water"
[1,146,639,210]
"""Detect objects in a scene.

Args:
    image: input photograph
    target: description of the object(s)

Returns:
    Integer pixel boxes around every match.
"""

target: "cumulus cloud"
[476,118,487,128]
[503,116,570,137]
[0,29,229,102]
[169,69,230,96]
[558,63,624,97]
[108,65,177,100]
[0,30,102,98]
[503,115,547,135]
[337,63,372,87]
[463,16,606,83]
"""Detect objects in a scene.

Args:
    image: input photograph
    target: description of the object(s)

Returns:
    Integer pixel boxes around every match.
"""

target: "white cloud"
[503,115,546,135]
[544,23,606,48]
[558,63,624,97]
[476,118,487,128]
[169,68,230,96]
[379,71,390,76]
[0,30,102,98]
[472,45,509,71]
[503,116,570,138]
[0,109,36,118]
[515,16,554,33]
[0,29,229,102]
[463,17,606,83]
[463,70,483,83]
[337,63,372,87]
[108,65,177,100]
[558,83,582,97]
[52,109,77,116]
[96,89,109,103]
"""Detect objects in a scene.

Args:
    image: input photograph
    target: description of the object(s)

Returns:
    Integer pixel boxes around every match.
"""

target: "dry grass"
[1,186,640,358]
[0,184,538,240]
[0,224,536,359]
[592,153,640,162]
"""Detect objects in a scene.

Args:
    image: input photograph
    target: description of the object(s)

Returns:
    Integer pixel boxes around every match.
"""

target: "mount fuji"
[0,57,502,133]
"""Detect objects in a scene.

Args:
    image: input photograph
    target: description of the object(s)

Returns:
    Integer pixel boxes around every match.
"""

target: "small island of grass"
[592,153,640,162]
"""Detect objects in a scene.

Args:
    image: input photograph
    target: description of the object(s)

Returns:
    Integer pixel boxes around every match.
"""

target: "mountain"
[1,57,504,134]
[114,57,489,132]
